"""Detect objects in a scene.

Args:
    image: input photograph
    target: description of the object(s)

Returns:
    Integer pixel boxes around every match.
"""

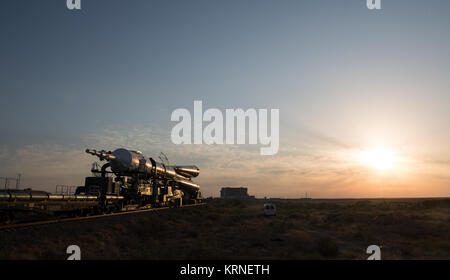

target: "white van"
[263,203,276,216]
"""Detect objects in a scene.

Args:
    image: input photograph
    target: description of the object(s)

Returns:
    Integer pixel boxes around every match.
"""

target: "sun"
[362,148,396,170]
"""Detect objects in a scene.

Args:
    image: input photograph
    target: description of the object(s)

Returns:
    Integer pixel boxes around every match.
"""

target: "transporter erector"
[0,148,202,223]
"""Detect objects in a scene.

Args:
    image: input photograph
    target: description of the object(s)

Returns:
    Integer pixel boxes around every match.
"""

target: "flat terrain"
[0,198,449,259]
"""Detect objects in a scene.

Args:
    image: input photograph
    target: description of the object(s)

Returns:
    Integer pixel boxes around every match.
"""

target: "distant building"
[220,187,254,199]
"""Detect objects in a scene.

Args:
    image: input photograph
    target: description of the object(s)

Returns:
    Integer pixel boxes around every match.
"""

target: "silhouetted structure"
[220,187,254,199]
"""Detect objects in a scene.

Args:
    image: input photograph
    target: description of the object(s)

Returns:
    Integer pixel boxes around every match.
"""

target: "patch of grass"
[315,236,339,258]
[1,198,449,259]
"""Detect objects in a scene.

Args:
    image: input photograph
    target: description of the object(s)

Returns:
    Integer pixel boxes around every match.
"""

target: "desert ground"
[0,198,449,260]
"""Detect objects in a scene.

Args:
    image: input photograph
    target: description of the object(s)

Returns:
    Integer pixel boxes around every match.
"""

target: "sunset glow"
[362,148,396,170]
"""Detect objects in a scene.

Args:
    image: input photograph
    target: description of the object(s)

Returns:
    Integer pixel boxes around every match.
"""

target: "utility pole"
[0,174,22,190]
[16,173,21,189]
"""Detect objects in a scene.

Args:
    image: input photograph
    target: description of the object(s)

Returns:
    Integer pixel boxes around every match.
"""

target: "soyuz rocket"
[85,148,200,193]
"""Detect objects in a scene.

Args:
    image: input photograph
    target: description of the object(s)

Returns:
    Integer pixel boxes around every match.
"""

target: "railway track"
[0,203,207,231]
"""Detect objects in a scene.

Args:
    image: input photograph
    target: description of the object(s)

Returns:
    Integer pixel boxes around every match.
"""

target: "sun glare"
[362,148,396,170]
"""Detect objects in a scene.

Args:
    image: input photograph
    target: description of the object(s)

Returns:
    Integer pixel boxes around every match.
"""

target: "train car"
[0,189,99,223]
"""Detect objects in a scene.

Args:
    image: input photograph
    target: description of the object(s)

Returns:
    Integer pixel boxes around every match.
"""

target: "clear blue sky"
[1,0,449,197]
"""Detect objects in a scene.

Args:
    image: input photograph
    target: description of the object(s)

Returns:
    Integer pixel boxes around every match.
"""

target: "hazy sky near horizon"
[1,0,449,197]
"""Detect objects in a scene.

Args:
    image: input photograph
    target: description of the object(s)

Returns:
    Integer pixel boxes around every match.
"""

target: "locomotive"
[0,148,202,224]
